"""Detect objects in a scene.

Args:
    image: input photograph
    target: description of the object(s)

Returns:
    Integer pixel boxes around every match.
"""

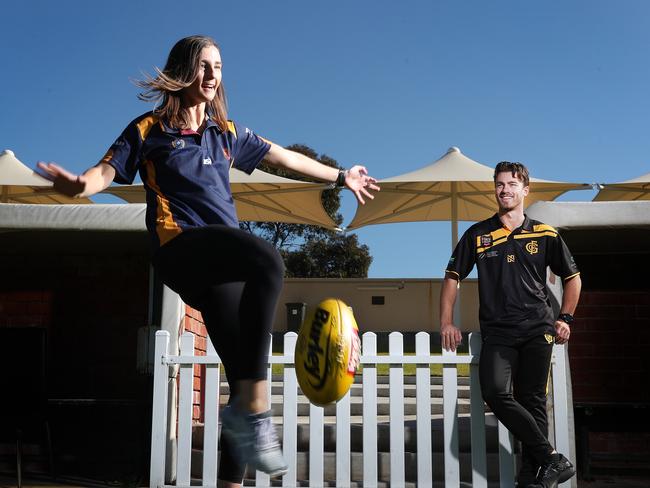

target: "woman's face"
[182,45,222,106]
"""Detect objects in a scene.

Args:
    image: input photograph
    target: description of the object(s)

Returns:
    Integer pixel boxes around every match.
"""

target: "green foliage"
[283,233,372,278]
[240,144,372,278]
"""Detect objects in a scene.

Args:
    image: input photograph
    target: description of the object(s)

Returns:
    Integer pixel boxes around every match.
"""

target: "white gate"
[150,330,572,487]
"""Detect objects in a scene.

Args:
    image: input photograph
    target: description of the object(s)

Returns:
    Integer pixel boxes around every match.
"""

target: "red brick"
[567,344,594,357]
[193,406,202,420]
[634,306,650,318]
[2,301,29,316]
[9,291,46,302]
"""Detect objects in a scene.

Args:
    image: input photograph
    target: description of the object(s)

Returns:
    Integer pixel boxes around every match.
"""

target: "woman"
[38,35,378,487]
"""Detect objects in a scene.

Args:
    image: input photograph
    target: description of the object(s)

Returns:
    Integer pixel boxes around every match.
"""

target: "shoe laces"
[538,460,558,479]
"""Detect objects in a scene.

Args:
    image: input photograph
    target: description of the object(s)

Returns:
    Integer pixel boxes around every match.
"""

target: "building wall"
[571,290,650,404]
[571,289,650,460]
[275,278,481,333]
[0,231,152,480]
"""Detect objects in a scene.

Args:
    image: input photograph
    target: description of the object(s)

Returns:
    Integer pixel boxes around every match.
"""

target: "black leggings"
[479,334,555,465]
[152,225,285,483]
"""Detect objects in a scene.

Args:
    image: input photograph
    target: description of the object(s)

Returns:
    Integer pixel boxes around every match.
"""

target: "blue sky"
[2,0,649,277]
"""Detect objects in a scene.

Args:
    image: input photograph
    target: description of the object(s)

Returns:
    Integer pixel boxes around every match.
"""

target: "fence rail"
[150,330,571,488]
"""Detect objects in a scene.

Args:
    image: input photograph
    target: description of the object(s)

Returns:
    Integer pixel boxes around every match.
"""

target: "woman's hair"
[135,35,228,130]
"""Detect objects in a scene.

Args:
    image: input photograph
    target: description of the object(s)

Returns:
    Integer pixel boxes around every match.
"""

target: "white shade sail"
[348,147,590,231]
[102,168,339,229]
[593,171,650,202]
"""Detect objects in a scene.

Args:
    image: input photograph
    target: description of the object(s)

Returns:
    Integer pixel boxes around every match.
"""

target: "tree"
[283,233,372,278]
[240,144,372,277]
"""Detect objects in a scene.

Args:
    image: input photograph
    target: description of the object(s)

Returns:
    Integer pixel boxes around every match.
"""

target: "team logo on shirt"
[507,254,515,263]
[544,334,554,344]
[202,157,213,165]
[525,240,539,255]
[480,234,492,247]
[171,139,185,150]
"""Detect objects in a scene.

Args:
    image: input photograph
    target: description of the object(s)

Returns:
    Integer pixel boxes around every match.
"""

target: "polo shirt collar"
[490,213,533,232]
[160,111,220,134]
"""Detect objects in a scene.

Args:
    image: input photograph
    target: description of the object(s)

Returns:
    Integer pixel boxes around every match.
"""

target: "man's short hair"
[493,161,530,187]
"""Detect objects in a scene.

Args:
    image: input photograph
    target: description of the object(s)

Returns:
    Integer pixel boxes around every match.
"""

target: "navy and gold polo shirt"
[98,111,270,249]
[445,214,580,339]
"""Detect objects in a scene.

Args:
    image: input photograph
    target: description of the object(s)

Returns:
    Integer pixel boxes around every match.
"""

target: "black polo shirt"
[445,214,580,340]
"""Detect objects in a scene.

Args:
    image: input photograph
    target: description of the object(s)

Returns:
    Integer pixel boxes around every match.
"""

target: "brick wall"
[182,306,209,422]
[571,290,650,404]
[571,289,650,460]
[0,290,53,328]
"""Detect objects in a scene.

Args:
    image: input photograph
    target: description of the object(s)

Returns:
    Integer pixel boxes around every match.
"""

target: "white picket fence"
[150,330,572,488]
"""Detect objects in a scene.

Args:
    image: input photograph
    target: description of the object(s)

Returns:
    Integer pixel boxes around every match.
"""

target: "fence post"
[415,332,432,487]
[469,332,487,488]
[150,331,170,488]
[176,333,195,486]
[309,402,324,488]
[389,332,405,488]
[201,338,220,486]
[498,422,515,487]
[362,332,378,488]
[552,344,572,488]
[256,338,274,488]
[336,388,352,487]
[442,345,460,486]
[283,332,298,487]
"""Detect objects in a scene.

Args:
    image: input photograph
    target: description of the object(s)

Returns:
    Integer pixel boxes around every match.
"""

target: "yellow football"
[294,298,361,406]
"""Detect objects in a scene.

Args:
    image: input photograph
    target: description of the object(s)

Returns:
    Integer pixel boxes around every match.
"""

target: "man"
[440,161,581,488]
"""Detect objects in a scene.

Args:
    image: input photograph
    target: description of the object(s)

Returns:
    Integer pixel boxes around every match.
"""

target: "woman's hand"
[36,161,86,198]
[344,165,380,204]
[36,161,115,198]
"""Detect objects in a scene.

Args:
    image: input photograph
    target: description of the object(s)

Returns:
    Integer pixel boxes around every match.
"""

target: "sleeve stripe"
[445,270,460,279]
[136,115,159,141]
[563,272,581,281]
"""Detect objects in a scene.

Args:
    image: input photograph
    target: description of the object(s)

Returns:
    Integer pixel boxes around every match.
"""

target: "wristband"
[557,313,574,325]
[335,169,348,187]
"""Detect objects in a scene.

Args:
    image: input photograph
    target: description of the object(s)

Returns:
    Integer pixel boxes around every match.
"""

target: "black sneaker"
[529,453,575,488]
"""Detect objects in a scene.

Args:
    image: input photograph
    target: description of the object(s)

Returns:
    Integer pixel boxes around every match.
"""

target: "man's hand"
[441,323,463,352]
[554,319,571,345]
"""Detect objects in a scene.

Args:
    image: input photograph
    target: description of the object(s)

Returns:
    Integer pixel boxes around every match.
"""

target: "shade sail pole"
[450,182,462,331]
[451,182,458,249]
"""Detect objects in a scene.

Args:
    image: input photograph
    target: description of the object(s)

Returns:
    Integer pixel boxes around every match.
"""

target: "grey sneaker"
[221,405,288,477]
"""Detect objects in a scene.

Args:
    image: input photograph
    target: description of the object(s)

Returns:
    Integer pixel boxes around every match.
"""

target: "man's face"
[494,171,529,212]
